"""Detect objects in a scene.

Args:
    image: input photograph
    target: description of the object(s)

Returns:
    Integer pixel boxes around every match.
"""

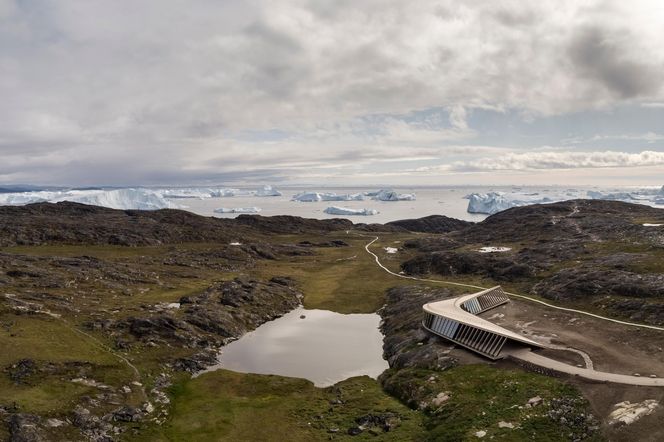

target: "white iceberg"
[158,188,216,199]
[64,189,179,210]
[214,207,262,214]
[465,192,558,215]
[254,185,282,197]
[466,192,517,214]
[587,190,637,201]
[0,193,50,205]
[323,206,378,216]
[291,191,365,202]
[466,186,664,215]
[369,189,416,201]
[466,192,548,214]
[0,188,178,210]
[210,188,249,197]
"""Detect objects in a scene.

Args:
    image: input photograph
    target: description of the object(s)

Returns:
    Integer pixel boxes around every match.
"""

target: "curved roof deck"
[423,286,543,357]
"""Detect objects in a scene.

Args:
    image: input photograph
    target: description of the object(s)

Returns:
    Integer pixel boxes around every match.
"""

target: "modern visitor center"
[422,286,543,359]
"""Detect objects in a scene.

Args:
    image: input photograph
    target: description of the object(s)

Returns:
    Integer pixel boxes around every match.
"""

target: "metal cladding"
[422,286,543,360]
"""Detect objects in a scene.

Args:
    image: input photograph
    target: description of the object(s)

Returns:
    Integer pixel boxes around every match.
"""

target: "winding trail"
[362,236,664,332]
[361,236,664,386]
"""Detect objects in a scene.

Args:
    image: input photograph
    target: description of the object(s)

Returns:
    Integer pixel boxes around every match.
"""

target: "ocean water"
[182,186,494,223]
[2,184,661,223]
[180,185,662,223]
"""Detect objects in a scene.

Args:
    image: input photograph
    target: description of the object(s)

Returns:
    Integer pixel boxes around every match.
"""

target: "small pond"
[202,307,388,387]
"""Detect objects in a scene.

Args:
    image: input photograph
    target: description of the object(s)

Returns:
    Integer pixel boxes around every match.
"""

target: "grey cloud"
[569,26,662,99]
[441,150,664,172]
[1,1,663,186]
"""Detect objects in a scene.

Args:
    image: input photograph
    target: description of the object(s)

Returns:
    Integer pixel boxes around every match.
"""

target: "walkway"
[360,236,664,387]
[507,348,664,387]
[362,236,664,332]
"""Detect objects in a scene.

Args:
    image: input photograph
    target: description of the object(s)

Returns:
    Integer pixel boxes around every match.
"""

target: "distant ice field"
[0,185,662,223]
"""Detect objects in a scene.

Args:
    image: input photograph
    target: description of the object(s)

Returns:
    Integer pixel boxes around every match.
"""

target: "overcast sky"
[1,0,663,187]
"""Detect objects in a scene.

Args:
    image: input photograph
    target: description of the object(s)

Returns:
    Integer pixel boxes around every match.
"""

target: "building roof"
[422,287,543,348]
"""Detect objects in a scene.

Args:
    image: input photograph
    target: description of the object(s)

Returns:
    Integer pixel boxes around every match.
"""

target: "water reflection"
[203,307,388,387]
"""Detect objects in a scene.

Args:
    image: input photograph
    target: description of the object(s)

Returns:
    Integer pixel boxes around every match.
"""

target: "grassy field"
[135,371,425,442]
[134,363,599,442]
[381,364,601,442]
[0,230,606,440]
[251,234,428,313]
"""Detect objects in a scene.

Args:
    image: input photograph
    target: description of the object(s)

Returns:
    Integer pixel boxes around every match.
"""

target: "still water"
[180,186,490,223]
[202,307,389,387]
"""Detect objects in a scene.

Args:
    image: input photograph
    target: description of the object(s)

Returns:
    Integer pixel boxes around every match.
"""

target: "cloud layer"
[0,0,663,185]
[414,150,664,172]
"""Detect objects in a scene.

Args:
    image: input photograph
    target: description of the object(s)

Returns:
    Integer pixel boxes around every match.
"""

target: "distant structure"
[422,286,542,359]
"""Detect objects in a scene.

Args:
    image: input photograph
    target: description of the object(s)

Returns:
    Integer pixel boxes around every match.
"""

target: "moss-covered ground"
[0,230,603,440]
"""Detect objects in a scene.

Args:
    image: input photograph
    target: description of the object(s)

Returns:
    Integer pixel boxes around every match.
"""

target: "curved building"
[422,286,543,359]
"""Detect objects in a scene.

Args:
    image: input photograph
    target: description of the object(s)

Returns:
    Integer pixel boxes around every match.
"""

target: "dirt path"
[360,235,664,387]
[361,236,664,332]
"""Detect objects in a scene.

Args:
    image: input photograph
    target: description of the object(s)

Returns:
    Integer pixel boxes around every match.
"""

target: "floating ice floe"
[477,246,512,253]
[368,189,416,201]
[323,206,378,216]
[384,247,398,254]
[254,185,282,197]
[214,207,261,214]
[291,191,365,202]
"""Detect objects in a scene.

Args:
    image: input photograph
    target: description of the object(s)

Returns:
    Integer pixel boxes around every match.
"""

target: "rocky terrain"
[1,200,662,440]
[378,286,600,442]
[0,203,363,441]
[399,200,664,325]
[386,215,472,234]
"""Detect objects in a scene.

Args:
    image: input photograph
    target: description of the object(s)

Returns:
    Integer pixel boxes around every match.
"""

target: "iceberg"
[0,193,50,205]
[466,192,523,214]
[57,189,178,210]
[291,191,365,202]
[323,206,378,216]
[157,187,253,198]
[587,191,636,201]
[214,207,262,214]
[466,186,664,215]
[254,185,282,197]
[210,188,249,197]
[369,189,416,201]
[0,188,177,210]
[158,188,215,199]
[465,192,558,215]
